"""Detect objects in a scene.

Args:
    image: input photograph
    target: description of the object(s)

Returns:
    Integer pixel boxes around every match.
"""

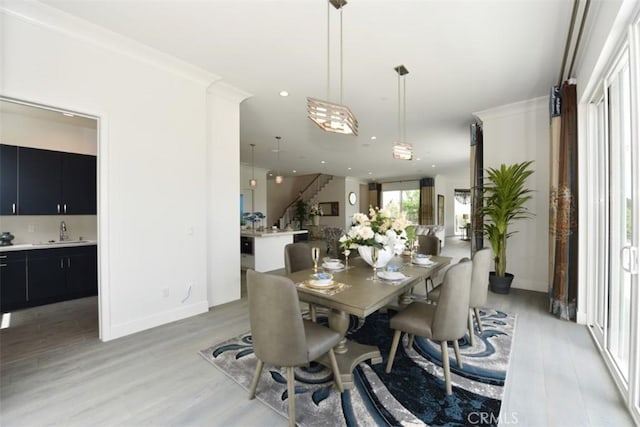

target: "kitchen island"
[240,229,308,272]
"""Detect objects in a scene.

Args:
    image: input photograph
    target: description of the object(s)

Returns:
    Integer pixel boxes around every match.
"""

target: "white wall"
[2,2,245,340]
[314,177,346,228]
[343,177,362,227]
[474,97,550,293]
[207,84,250,307]
[0,110,97,155]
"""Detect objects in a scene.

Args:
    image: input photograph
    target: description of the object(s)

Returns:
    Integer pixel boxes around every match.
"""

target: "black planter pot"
[489,272,514,294]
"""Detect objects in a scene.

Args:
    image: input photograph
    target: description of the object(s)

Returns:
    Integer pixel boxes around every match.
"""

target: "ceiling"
[40,0,572,182]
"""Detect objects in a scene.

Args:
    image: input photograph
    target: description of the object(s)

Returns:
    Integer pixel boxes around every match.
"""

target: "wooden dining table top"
[287,255,452,318]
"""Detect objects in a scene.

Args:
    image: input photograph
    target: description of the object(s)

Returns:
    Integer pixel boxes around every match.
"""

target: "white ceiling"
[40,0,572,182]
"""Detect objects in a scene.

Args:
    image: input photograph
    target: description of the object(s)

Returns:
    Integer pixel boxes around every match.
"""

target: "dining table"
[286,254,452,389]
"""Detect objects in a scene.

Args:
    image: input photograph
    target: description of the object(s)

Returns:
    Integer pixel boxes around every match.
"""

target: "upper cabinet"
[0,144,97,215]
[0,145,18,215]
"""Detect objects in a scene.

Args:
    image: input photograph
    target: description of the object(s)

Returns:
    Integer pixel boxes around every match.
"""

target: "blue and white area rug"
[199,308,516,426]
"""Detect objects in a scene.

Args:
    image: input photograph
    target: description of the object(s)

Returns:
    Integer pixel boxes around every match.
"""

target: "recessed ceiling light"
[431,164,436,168]
[368,172,373,175]
[292,170,297,173]
[279,90,289,97]
[347,167,352,170]
[370,136,377,140]
[416,157,421,161]
[269,172,273,176]
[62,112,74,117]
[321,160,326,164]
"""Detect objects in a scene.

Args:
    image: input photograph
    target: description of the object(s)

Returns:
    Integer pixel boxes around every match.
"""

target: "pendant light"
[307,0,358,136]
[249,143,257,188]
[392,65,413,160]
[274,136,283,184]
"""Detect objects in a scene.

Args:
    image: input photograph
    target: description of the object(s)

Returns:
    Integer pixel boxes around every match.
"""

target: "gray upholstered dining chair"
[385,260,472,395]
[284,242,319,322]
[416,233,441,293]
[427,248,491,346]
[246,270,343,427]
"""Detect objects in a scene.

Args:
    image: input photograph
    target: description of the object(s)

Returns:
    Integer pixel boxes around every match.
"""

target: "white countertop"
[241,230,308,238]
[0,240,97,252]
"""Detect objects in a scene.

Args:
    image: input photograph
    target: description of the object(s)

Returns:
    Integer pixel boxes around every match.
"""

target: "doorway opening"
[0,97,100,359]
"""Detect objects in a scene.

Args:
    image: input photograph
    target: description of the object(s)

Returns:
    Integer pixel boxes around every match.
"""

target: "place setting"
[411,253,437,268]
[297,271,349,295]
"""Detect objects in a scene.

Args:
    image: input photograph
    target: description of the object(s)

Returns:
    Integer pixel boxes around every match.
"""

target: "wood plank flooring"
[0,237,633,426]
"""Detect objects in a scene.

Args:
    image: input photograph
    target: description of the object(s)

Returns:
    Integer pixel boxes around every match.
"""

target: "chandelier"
[307,0,358,136]
[274,136,283,184]
[249,143,257,188]
[392,64,413,160]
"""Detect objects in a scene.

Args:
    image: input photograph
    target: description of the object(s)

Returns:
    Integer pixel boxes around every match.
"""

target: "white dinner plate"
[322,262,344,270]
[306,280,337,289]
[377,271,407,281]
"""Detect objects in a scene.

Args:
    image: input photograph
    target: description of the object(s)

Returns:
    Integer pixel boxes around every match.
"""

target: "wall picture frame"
[318,201,339,216]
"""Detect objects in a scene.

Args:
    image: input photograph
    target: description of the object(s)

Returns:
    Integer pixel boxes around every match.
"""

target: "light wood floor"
[0,238,633,426]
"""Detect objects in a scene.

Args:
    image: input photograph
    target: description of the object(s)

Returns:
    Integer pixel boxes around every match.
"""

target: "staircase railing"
[279,174,333,228]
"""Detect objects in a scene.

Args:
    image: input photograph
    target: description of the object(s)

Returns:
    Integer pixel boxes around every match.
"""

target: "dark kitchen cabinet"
[27,249,68,302]
[61,153,97,215]
[28,246,98,305]
[14,145,96,215]
[18,147,62,214]
[0,245,97,311]
[0,144,18,215]
[65,246,98,297]
[0,251,27,312]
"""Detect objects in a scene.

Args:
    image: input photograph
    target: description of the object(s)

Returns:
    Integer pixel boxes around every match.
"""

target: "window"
[381,187,420,223]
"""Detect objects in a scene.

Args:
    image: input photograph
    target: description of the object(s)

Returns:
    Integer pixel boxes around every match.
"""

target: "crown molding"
[1,1,220,87]
[473,95,548,122]
[208,81,252,104]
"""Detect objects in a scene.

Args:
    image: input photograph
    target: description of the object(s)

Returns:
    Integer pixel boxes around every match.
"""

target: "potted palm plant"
[293,199,309,230]
[481,161,535,294]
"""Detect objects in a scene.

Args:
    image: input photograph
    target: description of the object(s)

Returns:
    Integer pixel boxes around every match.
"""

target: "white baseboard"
[102,300,209,341]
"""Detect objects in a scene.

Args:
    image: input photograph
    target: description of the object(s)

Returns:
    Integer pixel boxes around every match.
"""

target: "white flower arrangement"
[339,205,410,255]
[309,203,323,216]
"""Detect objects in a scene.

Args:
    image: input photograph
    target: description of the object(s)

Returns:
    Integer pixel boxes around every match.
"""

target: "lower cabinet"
[0,251,28,312]
[0,245,97,312]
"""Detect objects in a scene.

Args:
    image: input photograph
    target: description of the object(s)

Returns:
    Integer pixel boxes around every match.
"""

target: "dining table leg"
[322,308,383,390]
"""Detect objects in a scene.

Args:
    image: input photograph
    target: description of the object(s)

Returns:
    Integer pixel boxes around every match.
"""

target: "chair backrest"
[246,270,308,366]
[284,242,314,274]
[418,234,440,256]
[431,260,472,341]
[323,227,345,257]
[470,248,492,307]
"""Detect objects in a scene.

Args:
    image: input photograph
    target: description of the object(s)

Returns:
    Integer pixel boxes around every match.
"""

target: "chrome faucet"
[59,221,68,241]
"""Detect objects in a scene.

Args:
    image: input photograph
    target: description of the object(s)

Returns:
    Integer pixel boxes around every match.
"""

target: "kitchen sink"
[33,240,90,245]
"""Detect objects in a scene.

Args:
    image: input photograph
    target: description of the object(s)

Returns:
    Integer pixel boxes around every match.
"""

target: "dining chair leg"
[327,348,344,392]
[452,339,463,368]
[440,341,452,395]
[310,304,317,322]
[467,310,475,346]
[248,359,264,399]
[286,366,296,427]
[407,334,415,349]
[385,330,402,373]
[474,307,483,333]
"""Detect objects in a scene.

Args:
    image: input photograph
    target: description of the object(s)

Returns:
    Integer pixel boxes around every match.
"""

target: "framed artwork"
[318,201,339,216]
[437,194,444,226]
